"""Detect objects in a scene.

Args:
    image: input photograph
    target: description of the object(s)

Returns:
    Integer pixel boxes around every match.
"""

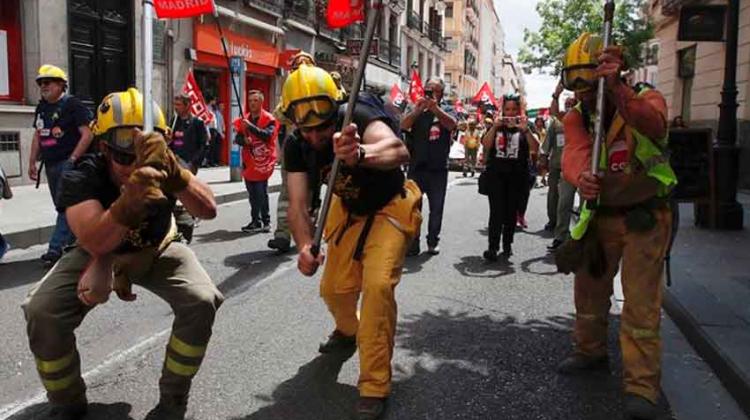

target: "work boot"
[406,240,420,257]
[483,249,498,262]
[557,353,609,375]
[267,236,291,253]
[48,397,88,420]
[356,397,387,420]
[318,330,356,354]
[144,395,187,420]
[623,393,662,419]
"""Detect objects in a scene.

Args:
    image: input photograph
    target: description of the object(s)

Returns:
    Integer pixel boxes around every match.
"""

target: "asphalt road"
[0,175,679,420]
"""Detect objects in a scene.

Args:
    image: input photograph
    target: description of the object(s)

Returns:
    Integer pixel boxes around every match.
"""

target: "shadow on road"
[453,255,515,278]
[0,258,48,291]
[230,352,358,420]
[194,229,252,244]
[402,252,434,275]
[388,309,625,420]
[219,250,294,298]
[7,402,134,420]
[519,254,559,277]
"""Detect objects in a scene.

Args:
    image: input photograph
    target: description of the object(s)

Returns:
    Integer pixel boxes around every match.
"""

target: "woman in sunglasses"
[480,93,538,261]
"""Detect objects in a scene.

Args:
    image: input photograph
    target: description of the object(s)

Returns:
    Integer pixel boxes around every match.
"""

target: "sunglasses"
[37,80,57,87]
[107,148,136,166]
[299,118,336,135]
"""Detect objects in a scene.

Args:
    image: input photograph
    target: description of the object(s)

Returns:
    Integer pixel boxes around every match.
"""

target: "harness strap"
[353,214,376,261]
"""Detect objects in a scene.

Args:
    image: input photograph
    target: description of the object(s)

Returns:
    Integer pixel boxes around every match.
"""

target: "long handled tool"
[311,2,383,256]
[589,0,615,188]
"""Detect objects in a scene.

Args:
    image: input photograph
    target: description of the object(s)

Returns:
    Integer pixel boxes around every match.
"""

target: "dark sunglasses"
[299,118,336,135]
[107,148,136,166]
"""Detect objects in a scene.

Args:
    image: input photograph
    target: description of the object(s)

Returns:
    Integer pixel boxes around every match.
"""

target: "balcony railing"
[407,10,422,32]
[376,41,401,68]
[244,0,284,15]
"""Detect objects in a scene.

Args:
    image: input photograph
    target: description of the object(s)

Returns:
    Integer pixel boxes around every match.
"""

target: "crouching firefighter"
[282,64,422,420]
[554,33,677,420]
[21,88,224,420]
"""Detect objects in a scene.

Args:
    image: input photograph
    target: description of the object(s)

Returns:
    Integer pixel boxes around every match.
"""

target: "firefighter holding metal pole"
[554,1,678,418]
[282,3,421,418]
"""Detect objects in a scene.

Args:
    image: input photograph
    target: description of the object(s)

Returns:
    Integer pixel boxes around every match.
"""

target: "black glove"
[234,133,248,147]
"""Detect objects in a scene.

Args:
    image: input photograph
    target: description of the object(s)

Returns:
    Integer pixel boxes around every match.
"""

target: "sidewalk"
[663,192,750,418]
[0,166,282,250]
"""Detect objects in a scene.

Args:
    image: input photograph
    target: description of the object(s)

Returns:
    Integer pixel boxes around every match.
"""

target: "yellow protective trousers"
[572,207,671,403]
[21,242,224,405]
[320,180,422,398]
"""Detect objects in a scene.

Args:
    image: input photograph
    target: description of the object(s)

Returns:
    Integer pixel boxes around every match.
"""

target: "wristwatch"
[357,145,366,165]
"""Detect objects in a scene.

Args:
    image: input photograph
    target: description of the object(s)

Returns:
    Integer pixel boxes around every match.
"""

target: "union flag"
[471,82,499,109]
[326,0,365,29]
[390,84,406,109]
[181,70,214,125]
[153,0,215,19]
[408,70,425,103]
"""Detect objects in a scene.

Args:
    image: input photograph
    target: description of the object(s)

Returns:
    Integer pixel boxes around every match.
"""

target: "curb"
[3,183,281,251]
[662,289,750,418]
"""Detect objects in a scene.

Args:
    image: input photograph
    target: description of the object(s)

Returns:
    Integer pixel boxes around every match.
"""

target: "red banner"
[182,70,214,125]
[471,82,500,109]
[389,84,406,109]
[153,0,214,18]
[408,70,425,103]
[326,0,365,29]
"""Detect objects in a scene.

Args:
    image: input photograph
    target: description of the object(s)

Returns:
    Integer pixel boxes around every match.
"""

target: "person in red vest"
[234,90,279,233]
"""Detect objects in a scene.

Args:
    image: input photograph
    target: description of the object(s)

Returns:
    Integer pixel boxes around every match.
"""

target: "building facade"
[649,0,750,187]
[401,0,447,94]
[443,0,479,100]
[500,53,525,97]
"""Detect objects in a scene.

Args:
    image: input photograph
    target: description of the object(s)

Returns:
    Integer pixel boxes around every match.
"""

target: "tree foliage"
[518,0,653,75]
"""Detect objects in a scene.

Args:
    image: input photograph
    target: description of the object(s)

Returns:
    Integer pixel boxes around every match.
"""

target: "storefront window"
[0,0,23,102]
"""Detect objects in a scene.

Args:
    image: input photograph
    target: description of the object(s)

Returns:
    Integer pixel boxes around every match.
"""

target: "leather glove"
[134,131,170,171]
[113,270,137,302]
[110,166,168,228]
[78,256,114,306]
[162,151,194,194]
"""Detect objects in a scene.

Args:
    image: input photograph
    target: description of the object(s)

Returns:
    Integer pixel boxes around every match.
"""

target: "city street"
[0,175,722,420]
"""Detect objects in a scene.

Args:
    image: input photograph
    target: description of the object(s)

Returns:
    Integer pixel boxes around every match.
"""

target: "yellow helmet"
[92,87,169,154]
[281,64,340,128]
[562,33,603,92]
[290,52,316,71]
[36,64,68,84]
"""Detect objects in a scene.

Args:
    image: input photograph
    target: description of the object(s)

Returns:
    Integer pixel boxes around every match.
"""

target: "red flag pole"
[311,1,382,257]
[210,1,246,121]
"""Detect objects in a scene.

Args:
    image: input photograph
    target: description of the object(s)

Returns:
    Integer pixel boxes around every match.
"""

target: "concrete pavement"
[0,175,746,419]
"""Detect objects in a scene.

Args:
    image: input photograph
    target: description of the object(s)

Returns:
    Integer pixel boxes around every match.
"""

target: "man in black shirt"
[170,93,208,243]
[21,88,223,420]
[28,64,94,265]
[400,78,457,256]
[170,93,207,173]
[282,65,421,420]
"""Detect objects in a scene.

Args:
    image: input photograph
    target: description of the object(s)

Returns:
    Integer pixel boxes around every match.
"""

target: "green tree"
[518,0,653,74]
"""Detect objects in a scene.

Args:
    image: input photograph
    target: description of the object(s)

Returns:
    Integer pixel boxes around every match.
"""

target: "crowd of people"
[6,28,678,420]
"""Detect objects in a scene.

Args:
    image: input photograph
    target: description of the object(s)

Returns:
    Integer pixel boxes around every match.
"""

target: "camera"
[424,89,434,99]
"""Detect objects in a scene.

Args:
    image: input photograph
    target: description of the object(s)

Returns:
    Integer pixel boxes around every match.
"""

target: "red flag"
[182,70,214,125]
[471,82,499,109]
[153,0,214,18]
[408,71,425,103]
[389,84,406,109]
[454,99,466,115]
[326,0,365,29]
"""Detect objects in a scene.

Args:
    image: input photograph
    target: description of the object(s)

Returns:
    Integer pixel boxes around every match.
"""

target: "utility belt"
[326,180,421,261]
[596,197,670,233]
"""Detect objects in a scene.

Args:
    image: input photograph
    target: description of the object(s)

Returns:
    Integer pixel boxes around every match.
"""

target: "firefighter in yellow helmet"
[22,87,223,420]
[29,64,94,265]
[556,33,676,420]
[282,64,421,420]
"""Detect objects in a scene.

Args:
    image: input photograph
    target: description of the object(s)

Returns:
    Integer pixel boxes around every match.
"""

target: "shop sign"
[195,23,279,67]
[346,38,379,57]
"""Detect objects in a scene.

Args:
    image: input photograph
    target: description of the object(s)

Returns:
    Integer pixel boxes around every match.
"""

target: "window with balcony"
[0,0,23,102]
